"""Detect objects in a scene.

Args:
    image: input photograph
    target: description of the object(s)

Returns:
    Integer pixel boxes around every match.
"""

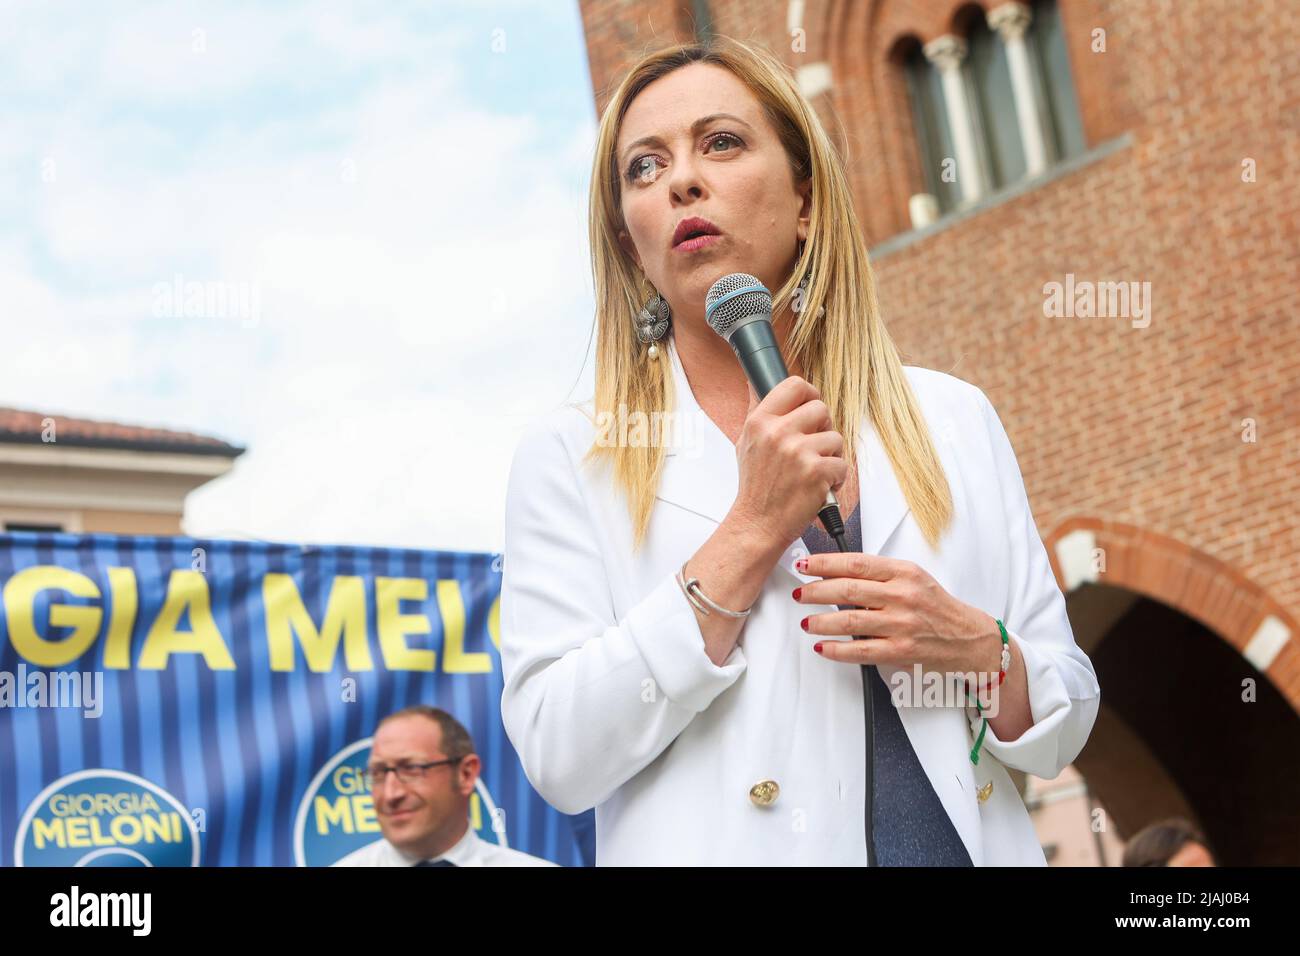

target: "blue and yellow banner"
[0,532,585,866]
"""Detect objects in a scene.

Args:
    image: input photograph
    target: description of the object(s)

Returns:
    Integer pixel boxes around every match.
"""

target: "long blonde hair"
[584,35,952,551]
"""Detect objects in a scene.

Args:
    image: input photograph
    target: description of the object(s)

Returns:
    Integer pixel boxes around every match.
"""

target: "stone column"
[923,34,986,204]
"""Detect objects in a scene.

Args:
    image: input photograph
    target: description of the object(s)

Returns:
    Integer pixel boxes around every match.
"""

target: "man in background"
[334,705,556,867]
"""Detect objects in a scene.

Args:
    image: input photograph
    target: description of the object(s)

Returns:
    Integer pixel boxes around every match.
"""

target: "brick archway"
[1045,517,1300,863]
[1045,516,1300,714]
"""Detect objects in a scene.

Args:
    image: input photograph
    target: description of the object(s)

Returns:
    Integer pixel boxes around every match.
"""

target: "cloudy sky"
[1,0,600,555]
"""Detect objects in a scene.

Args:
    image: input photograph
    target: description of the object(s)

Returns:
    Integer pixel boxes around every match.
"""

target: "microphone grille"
[705,273,772,340]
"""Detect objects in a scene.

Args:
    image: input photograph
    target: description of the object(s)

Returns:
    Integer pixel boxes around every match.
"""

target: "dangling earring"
[635,287,672,358]
[794,239,824,319]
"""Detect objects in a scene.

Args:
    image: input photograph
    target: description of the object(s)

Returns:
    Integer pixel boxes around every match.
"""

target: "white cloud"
[1,1,599,553]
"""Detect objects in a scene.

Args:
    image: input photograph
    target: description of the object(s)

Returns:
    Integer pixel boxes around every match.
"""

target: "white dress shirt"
[332,824,558,867]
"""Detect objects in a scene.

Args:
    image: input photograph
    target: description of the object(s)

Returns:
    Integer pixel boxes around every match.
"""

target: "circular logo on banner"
[15,769,200,867]
[294,737,507,867]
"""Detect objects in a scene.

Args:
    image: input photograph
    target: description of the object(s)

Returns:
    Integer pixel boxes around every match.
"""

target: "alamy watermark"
[50,886,150,935]
[594,404,707,453]
[151,273,261,328]
[0,664,103,718]
[1043,273,1151,328]
[888,664,1002,718]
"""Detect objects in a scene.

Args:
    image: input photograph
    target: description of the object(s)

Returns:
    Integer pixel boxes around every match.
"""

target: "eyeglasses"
[363,757,463,789]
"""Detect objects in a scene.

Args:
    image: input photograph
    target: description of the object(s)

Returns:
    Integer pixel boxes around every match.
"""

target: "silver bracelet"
[676,562,753,619]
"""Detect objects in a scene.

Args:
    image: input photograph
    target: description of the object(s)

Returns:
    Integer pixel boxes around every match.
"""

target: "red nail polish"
[813,642,824,654]
[800,617,809,631]
[795,558,807,572]
[792,587,802,600]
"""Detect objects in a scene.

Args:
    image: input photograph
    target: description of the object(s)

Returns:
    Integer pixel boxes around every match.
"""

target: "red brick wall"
[578,0,696,113]
[577,0,1300,711]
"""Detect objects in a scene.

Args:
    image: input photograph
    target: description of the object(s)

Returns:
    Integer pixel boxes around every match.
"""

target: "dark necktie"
[415,859,457,867]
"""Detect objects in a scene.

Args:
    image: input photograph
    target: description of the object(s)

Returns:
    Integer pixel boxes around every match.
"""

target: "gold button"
[976,780,993,803]
[749,780,780,807]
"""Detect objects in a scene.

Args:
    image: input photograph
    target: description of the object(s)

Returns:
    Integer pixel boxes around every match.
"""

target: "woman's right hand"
[728,376,848,554]
[679,375,847,666]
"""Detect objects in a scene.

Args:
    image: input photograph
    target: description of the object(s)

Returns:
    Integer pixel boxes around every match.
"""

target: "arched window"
[902,0,1087,225]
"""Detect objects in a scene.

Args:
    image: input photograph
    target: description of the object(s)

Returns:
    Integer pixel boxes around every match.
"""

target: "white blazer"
[500,337,1100,866]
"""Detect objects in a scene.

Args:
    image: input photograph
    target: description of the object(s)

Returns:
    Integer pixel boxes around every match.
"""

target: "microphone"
[705,272,846,544]
[706,272,879,868]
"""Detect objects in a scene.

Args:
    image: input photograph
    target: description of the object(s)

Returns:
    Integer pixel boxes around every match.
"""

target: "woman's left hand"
[792,552,1002,679]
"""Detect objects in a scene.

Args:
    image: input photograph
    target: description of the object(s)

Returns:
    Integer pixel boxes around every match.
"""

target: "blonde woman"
[500,36,1099,866]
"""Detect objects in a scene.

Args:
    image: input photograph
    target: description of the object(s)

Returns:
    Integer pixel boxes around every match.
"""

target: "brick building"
[575,0,1299,864]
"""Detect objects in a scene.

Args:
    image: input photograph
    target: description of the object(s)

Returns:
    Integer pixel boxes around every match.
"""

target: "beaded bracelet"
[968,618,1010,766]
